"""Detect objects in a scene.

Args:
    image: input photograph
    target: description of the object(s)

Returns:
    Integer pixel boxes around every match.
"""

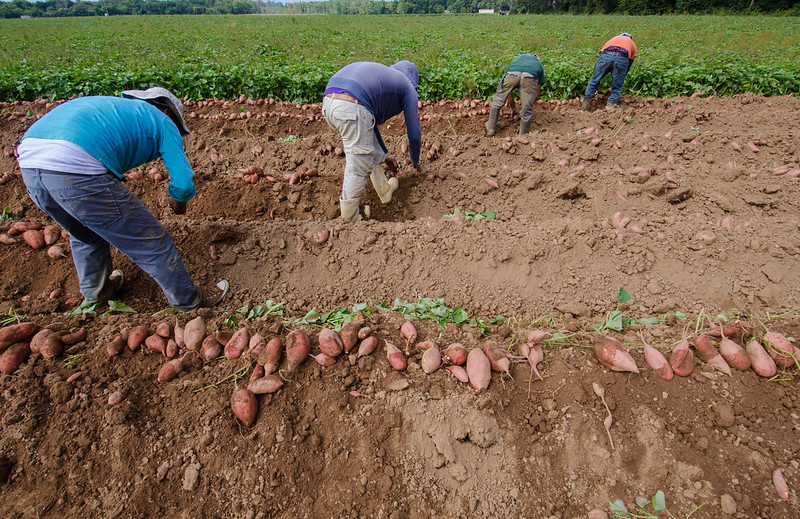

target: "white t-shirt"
[17,138,109,175]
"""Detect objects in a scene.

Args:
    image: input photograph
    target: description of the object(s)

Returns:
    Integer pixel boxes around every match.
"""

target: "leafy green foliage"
[0,308,26,327]
[1,15,798,103]
[225,300,285,327]
[444,207,496,222]
[609,490,702,518]
[0,205,15,222]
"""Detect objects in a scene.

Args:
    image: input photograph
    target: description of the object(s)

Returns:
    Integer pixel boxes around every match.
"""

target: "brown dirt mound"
[1,93,799,518]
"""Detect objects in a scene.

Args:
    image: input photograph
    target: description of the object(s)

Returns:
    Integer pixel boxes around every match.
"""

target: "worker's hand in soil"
[170,199,187,215]
[384,155,398,173]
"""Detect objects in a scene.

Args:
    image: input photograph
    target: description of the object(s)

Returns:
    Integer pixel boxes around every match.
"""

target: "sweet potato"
[0,233,16,245]
[357,336,378,358]
[258,337,283,374]
[246,333,266,357]
[0,322,40,352]
[165,339,178,358]
[29,328,54,354]
[594,336,639,373]
[250,364,265,383]
[285,329,311,372]
[0,343,30,373]
[155,321,172,339]
[318,328,343,357]
[446,365,470,383]
[108,389,126,406]
[224,327,249,360]
[527,330,552,344]
[22,229,45,249]
[670,325,694,377]
[385,341,407,371]
[694,334,731,376]
[466,348,491,391]
[47,245,67,258]
[747,338,777,378]
[43,224,61,246]
[183,317,206,351]
[248,374,284,395]
[40,334,64,359]
[174,318,184,348]
[718,334,751,371]
[7,221,42,236]
[443,343,467,365]
[483,343,511,376]
[357,326,372,340]
[400,321,417,344]
[107,333,126,357]
[200,335,222,361]
[61,327,87,346]
[157,354,187,382]
[417,340,438,351]
[127,325,148,352]
[708,320,750,339]
[642,334,674,381]
[145,334,167,355]
[773,469,790,500]
[421,347,442,374]
[763,331,797,369]
[339,322,359,353]
[312,352,336,366]
[231,388,258,426]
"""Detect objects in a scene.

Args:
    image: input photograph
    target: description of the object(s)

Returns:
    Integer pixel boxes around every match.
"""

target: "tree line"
[1,0,797,18]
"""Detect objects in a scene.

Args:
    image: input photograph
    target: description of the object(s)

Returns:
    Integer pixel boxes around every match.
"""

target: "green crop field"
[1,14,798,102]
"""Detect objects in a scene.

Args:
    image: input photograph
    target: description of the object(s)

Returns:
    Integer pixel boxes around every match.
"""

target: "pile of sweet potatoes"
[0,321,88,373]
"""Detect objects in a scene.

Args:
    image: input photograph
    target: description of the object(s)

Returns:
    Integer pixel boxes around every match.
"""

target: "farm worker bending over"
[322,60,422,222]
[16,87,229,311]
[582,33,637,110]
[485,53,546,137]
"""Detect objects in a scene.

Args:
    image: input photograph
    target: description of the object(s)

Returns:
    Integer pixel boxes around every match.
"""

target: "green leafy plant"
[63,353,87,368]
[104,300,137,314]
[225,300,285,328]
[609,490,704,518]
[0,308,26,327]
[594,288,632,332]
[0,205,16,222]
[277,134,297,143]
[443,207,496,222]
[65,300,98,316]
[296,302,367,330]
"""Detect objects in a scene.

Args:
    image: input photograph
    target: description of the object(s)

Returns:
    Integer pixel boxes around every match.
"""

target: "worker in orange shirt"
[582,33,637,110]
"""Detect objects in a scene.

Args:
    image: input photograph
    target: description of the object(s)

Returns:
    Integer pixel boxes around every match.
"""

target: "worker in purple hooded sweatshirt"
[322,60,422,222]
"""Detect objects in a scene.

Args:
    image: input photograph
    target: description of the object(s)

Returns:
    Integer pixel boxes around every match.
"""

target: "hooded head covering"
[621,32,633,39]
[121,86,190,136]
[390,60,419,90]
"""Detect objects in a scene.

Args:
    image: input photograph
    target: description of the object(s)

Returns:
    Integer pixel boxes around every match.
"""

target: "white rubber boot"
[370,165,399,205]
[339,198,362,222]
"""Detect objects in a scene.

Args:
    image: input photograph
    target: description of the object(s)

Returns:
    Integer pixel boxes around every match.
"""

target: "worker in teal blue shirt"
[485,54,546,136]
[17,87,228,310]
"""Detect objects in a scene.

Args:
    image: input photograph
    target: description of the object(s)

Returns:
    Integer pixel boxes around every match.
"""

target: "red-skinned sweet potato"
[155,321,172,339]
[107,333,126,357]
[61,327,87,346]
[357,326,372,340]
[718,333,751,371]
[231,388,258,426]
[145,334,167,355]
[339,322,359,353]
[318,328,343,357]
[312,352,336,366]
[246,334,266,357]
[40,334,64,359]
[763,331,797,369]
[7,221,42,236]
[157,354,187,382]
[183,317,206,351]
[43,224,61,246]
[258,337,283,374]
[248,374,284,395]
[215,329,234,346]
[357,336,378,358]
[421,347,442,374]
[694,334,732,376]
[0,322,40,353]
[670,326,694,377]
[446,365,470,383]
[594,335,639,373]
[30,328,54,354]
[386,341,407,371]
[127,325,148,351]
[285,329,311,372]
[747,338,777,377]
[22,229,45,250]
[200,335,222,361]
[224,327,249,360]
[466,348,491,390]
[0,343,30,373]
[441,343,465,365]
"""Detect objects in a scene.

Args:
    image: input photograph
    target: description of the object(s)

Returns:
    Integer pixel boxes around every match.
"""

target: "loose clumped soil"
[1,93,800,519]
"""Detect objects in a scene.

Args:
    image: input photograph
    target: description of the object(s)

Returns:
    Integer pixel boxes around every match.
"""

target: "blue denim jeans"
[21,168,201,309]
[584,52,630,104]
